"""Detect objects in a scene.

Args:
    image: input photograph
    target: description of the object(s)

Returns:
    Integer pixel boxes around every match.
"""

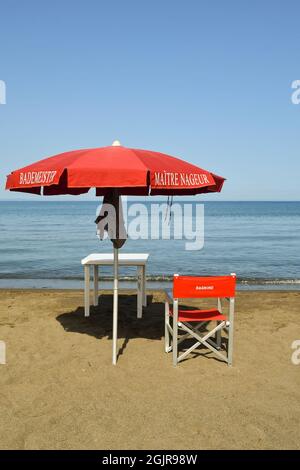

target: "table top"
[81,253,149,266]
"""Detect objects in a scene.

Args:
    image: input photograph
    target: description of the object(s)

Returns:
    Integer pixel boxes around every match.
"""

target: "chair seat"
[170,308,227,322]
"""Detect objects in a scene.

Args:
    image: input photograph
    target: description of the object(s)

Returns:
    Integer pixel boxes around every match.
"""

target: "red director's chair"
[165,274,236,366]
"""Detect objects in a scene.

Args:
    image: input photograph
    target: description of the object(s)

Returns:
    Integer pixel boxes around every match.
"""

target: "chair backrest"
[173,274,236,299]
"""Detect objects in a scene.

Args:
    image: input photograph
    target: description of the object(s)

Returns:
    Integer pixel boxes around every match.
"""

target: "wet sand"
[0,289,299,450]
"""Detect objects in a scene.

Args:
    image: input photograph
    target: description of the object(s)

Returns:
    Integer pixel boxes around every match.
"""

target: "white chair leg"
[216,298,222,350]
[93,265,98,306]
[84,265,90,317]
[227,298,235,366]
[216,321,221,349]
[172,299,178,366]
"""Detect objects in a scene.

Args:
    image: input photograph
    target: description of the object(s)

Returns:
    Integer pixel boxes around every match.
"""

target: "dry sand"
[0,289,299,450]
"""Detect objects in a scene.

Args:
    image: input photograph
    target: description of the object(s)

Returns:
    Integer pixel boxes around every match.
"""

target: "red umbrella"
[6,140,225,364]
[5,140,224,196]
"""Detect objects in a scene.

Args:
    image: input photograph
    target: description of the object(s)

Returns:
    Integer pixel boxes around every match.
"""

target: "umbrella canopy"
[5,141,225,196]
[5,141,225,365]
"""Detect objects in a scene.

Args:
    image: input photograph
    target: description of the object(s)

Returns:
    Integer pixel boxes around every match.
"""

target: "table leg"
[142,264,147,306]
[84,265,90,317]
[93,265,98,306]
[137,266,143,319]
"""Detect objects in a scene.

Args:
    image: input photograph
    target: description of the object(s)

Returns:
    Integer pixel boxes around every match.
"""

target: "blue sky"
[0,0,299,200]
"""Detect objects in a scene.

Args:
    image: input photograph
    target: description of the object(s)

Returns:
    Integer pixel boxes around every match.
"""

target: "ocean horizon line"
[1,199,300,203]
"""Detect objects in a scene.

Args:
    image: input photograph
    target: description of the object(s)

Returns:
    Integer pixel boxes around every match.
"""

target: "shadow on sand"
[56,293,227,362]
[56,294,164,342]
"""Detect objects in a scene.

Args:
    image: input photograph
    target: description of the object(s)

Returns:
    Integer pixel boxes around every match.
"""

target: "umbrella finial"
[112,140,121,146]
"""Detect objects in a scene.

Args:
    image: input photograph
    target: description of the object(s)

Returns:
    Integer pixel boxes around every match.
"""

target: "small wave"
[0,274,300,285]
[238,278,300,285]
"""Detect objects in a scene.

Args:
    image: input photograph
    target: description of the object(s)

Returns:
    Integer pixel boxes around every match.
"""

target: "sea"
[0,200,299,290]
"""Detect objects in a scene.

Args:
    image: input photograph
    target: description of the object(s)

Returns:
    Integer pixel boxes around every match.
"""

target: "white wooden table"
[81,253,149,318]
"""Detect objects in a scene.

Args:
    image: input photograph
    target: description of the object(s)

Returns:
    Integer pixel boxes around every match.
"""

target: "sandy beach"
[0,289,299,450]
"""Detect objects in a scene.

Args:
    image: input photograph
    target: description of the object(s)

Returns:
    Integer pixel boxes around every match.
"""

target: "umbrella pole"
[112,246,119,365]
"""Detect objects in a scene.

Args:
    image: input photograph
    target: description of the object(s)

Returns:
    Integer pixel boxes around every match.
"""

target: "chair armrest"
[165,290,173,303]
